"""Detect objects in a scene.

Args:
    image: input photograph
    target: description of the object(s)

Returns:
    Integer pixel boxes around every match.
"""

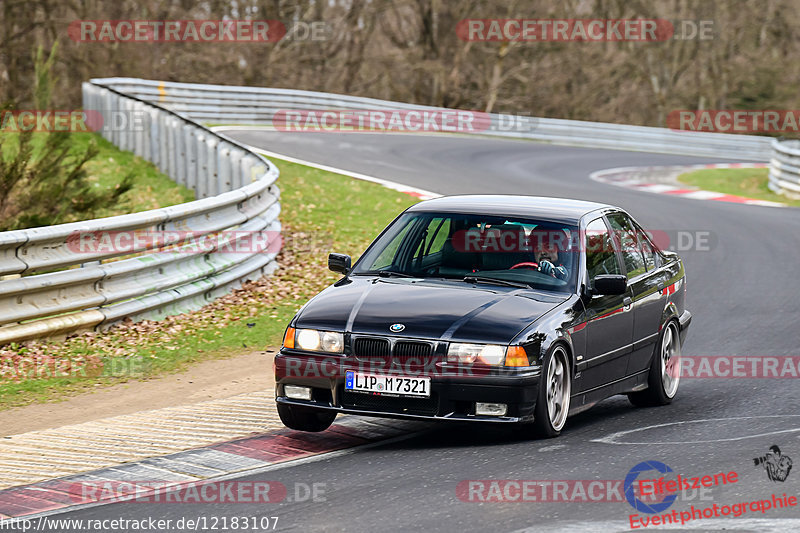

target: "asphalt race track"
[52,132,800,531]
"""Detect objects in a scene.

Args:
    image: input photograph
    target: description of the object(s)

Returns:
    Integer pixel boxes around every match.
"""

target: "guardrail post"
[166,116,177,178]
[133,100,144,158]
[111,92,122,147]
[147,107,159,165]
[175,123,187,186]
[195,131,207,198]
[204,137,219,198]
[118,98,129,151]
[229,148,245,190]
[218,145,232,193]
[186,125,198,193]
[101,89,113,142]
[158,113,169,174]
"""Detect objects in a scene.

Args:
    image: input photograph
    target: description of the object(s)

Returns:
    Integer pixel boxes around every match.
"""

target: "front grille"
[341,390,438,416]
[353,337,391,358]
[352,337,435,359]
[394,341,433,358]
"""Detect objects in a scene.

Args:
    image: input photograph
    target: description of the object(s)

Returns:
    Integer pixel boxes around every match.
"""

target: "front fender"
[512,295,584,377]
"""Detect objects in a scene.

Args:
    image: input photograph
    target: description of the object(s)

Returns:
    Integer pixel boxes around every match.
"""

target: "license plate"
[345,371,431,398]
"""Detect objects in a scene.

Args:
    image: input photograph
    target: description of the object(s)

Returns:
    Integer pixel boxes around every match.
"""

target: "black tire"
[627,389,654,407]
[530,344,572,438]
[277,403,337,432]
[628,320,681,407]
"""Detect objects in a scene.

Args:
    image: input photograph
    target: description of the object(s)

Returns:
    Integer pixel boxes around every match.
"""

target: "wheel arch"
[544,338,574,378]
[661,301,681,332]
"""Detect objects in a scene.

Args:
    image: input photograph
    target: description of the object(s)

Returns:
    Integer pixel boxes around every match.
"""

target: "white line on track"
[537,444,567,452]
[591,415,800,445]
[211,126,442,200]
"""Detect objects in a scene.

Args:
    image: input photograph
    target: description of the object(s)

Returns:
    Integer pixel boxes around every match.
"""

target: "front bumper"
[274,351,542,423]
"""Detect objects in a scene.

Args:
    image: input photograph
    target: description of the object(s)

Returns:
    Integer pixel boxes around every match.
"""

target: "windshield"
[353,211,579,293]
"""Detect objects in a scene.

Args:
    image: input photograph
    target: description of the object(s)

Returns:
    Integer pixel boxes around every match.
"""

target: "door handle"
[658,276,669,294]
[623,296,632,311]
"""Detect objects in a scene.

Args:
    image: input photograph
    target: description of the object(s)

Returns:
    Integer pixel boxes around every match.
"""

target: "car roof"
[406,195,615,224]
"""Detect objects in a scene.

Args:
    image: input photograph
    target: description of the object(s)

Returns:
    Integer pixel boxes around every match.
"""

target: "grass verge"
[677,167,800,207]
[0,132,195,223]
[0,157,419,409]
[70,133,195,216]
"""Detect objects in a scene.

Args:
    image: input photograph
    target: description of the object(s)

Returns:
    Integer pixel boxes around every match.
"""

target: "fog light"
[475,402,507,416]
[285,385,312,401]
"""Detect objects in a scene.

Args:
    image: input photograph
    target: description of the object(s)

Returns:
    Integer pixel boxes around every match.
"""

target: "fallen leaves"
[0,223,338,385]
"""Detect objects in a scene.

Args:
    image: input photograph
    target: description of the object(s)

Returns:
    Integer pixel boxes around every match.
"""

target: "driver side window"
[585,217,621,279]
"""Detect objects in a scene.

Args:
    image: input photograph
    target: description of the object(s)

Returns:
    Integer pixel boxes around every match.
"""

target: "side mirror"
[328,253,352,275]
[592,274,627,295]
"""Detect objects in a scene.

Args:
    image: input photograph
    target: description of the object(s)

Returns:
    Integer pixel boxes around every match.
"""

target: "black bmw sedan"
[274,196,691,437]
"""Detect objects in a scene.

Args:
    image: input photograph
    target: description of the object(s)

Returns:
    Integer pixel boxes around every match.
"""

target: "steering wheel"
[510,262,539,270]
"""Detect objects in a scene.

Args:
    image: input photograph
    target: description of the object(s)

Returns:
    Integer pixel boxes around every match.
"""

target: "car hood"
[294,277,568,344]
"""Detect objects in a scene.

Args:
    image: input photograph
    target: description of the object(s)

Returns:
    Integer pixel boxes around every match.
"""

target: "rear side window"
[585,217,621,278]
[637,229,657,271]
[606,212,646,279]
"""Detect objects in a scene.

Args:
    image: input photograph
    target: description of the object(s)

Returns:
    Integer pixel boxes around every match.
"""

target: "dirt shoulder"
[0,349,276,436]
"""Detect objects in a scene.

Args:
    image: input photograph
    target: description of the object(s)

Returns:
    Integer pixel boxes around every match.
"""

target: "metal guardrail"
[769,139,800,199]
[97,77,773,161]
[0,80,280,345]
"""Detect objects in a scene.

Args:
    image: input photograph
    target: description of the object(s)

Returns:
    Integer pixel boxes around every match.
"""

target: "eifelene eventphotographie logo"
[753,445,793,482]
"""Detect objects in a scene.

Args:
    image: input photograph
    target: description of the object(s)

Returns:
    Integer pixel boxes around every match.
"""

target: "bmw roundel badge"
[390,323,405,332]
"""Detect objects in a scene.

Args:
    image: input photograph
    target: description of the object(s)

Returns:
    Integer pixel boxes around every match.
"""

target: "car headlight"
[295,329,344,353]
[447,343,507,366]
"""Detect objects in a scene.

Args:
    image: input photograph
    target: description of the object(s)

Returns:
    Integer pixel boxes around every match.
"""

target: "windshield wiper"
[377,270,415,278]
[462,275,531,289]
